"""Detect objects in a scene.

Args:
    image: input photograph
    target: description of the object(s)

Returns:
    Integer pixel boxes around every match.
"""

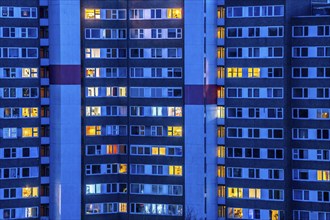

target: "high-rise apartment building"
[221,0,330,220]
[0,0,329,219]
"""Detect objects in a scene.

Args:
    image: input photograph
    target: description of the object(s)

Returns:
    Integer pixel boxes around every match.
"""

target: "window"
[86,126,101,136]
[169,166,182,176]
[167,126,182,137]
[131,125,145,136]
[249,188,261,199]
[22,187,38,198]
[228,188,243,198]
[167,8,182,18]
[3,128,17,139]
[22,127,38,138]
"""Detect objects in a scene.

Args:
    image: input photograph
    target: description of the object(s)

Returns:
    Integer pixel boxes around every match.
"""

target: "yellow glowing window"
[159,147,166,155]
[270,210,279,220]
[86,68,100,77]
[217,146,225,158]
[175,107,182,117]
[85,9,100,19]
[228,187,243,198]
[232,208,243,219]
[218,67,225,78]
[22,108,38,118]
[119,87,126,97]
[167,8,182,19]
[248,68,260,78]
[218,166,225,177]
[317,170,330,181]
[217,47,225,58]
[218,27,225,39]
[22,187,38,198]
[22,127,38,137]
[22,68,31,77]
[119,164,127,174]
[217,7,225,19]
[152,147,159,155]
[218,126,225,138]
[86,126,101,136]
[168,126,182,137]
[217,86,225,98]
[249,188,261,199]
[227,68,243,78]
[107,144,118,154]
[169,165,182,176]
[217,106,225,118]
[218,185,226,197]
[119,203,127,212]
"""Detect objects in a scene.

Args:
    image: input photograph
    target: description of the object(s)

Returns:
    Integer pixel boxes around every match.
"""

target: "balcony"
[41,177,49,184]
[217,38,225,46]
[40,78,49,86]
[40,38,49,46]
[41,98,50,105]
[217,98,224,105]
[41,117,50,125]
[217,118,225,125]
[41,196,49,204]
[218,197,225,205]
[217,137,225,145]
[41,137,50,144]
[217,177,225,185]
[217,78,225,86]
[217,58,225,66]
[40,58,49,66]
[39,0,48,6]
[41,156,49,164]
[40,18,48,26]
[217,18,225,26]
[217,157,225,165]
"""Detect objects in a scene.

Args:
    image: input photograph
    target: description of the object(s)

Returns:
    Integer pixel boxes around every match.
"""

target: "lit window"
[159,147,166,155]
[106,144,118,154]
[217,146,225,158]
[218,27,225,39]
[22,108,38,117]
[217,47,225,58]
[248,68,260,78]
[218,166,225,177]
[119,203,127,212]
[228,187,243,198]
[169,166,182,176]
[249,188,261,199]
[119,87,126,97]
[85,9,100,19]
[22,187,38,198]
[217,106,225,118]
[270,210,279,220]
[227,68,243,78]
[168,126,182,136]
[167,8,182,19]
[228,207,243,219]
[119,164,127,174]
[317,170,330,181]
[86,126,101,136]
[218,185,226,198]
[22,127,38,137]
[152,147,159,155]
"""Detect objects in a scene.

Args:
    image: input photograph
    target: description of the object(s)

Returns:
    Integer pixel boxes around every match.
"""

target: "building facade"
[0,0,329,219]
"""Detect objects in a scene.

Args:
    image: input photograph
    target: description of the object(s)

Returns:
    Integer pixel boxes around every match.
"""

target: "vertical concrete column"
[205,0,218,219]
[48,0,81,219]
[184,0,207,219]
[185,0,218,219]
